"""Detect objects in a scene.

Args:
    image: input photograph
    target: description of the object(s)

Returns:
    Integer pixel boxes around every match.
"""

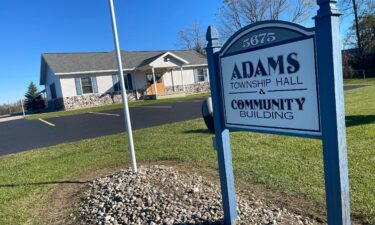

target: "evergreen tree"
[24,82,46,112]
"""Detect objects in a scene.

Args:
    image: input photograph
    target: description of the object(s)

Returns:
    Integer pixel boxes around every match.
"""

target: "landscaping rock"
[80,165,322,225]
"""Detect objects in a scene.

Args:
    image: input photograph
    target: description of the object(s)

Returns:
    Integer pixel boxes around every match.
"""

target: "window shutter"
[204,68,209,82]
[193,69,198,83]
[91,77,98,93]
[112,75,117,91]
[126,74,133,90]
[75,77,82,95]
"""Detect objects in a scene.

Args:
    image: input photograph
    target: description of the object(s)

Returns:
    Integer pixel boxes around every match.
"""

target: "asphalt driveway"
[0,98,205,156]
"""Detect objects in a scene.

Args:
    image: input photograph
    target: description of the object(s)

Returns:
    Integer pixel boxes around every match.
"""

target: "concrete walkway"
[0,115,24,123]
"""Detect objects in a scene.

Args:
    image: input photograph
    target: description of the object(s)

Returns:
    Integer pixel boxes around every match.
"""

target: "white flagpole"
[20,98,25,117]
[108,0,137,172]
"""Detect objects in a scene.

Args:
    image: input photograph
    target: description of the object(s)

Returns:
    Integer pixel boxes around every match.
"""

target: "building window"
[125,73,133,90]
[155,74,162,83]
[146,74,161,84]
[195,68,208,83]
[49,83,56,99]
[81,77,93,94]
[146,74,153,84]
[113,74,134,91]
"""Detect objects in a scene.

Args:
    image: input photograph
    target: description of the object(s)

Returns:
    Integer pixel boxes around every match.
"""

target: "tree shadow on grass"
[0,180,89,188]
[184,116,375,132]
[346,115,375,127]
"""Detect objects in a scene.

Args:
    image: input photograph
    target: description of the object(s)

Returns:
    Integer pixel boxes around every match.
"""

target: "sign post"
[206,26,238,225]
[205,1,350,224]
[315,0,351,224]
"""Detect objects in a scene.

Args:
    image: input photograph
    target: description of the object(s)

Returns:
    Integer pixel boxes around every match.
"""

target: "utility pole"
[8,101,11,115]
[108,0,137,172]
[21,98,25,117]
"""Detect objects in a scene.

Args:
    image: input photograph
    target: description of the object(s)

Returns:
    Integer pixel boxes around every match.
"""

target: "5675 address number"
[242,32,276,48]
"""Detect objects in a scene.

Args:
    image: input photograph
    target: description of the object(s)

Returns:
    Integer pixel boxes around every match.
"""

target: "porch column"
[171,69,175,92]
[133,69,138,100]
[180,66,185,92]
[152,67,158,95]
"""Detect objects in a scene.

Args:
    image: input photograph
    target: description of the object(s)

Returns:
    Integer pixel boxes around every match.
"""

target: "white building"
[40,50,209,110]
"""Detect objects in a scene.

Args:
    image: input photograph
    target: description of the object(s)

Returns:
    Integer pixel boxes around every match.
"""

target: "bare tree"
[341,0,374,78]
[339,0,374,17]
[218,0,314,39]
[340,0,375,50]
[290,0,315,23]
[177,22,206,55]
[0,101,24,116]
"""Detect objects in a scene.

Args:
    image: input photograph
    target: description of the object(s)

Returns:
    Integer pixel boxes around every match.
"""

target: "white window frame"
[195,68,209,83]
[81,77,93,94]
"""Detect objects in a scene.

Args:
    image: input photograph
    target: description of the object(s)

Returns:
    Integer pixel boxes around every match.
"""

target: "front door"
[146,73,165,94]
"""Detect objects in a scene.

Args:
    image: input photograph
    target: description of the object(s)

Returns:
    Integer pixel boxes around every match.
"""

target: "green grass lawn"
[344,77,375,86]
[26,92,210,120]
[1,80,374,224]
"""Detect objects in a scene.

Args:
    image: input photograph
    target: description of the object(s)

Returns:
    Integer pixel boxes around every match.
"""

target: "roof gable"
[138,52,189,69]
[150,52,189,65]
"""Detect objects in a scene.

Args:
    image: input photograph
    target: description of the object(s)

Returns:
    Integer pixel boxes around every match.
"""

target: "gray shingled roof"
[40,50,207,85]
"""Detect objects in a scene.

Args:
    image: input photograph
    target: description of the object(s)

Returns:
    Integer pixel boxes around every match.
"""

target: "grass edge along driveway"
[0,79,374,224]
[26,92,210,120]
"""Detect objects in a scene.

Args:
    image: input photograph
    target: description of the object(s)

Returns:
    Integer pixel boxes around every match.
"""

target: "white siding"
[133,71,147,90]
[182,68,195,85]
[60,77,77,97]
[45,65,63,100]
[163,70,173,87]
[97,75,114,93]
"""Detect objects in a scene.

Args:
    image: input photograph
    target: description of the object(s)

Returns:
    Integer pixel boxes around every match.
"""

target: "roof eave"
[55,68,136,76]
[40,56,46,85]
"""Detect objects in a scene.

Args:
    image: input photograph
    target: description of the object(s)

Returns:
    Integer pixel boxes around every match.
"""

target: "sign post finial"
[206,26,220,49]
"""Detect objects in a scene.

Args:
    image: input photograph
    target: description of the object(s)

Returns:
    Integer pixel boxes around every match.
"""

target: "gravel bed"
[80,165,322,225]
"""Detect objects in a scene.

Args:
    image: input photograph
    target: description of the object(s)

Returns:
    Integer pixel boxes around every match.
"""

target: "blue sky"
[0,1,352,104]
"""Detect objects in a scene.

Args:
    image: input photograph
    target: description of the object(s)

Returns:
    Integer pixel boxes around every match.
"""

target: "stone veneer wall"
[53,82,209,111]
[163,82,210,95]
[185,82,210,94]
[62,91,141,110]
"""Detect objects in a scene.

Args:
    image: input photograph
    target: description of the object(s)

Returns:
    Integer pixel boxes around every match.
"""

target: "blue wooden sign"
[219,21,321,138]
[205,0,350,224]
